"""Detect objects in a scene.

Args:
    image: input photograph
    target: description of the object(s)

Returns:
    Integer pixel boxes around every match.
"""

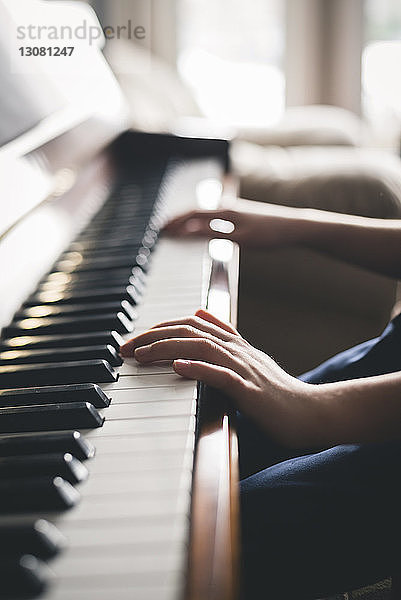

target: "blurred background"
[84,0,401,149]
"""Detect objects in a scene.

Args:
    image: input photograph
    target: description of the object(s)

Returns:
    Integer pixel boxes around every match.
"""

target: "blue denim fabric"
[238,316,401,599]
[300,312,401,384]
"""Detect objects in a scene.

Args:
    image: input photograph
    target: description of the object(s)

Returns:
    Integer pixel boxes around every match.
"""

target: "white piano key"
[108,385,197,404]
[89,447,192,468]
[56,510,189,535]
[141,272,203,286]
[136,290,203,304]
[53,551,185,579]
[45,585,179,600]
[139,278,203,290]
[140,290,202,302]
[135,306,203,326]
[135,300,203,315]
[88,449,193,472]
[118,360,175,377]
[0,491,191,532]
[102,373,189,390]
[64,539,186,559]
[87,431,194,455]
[52,489,191,522]
[144,271,204,283]
[103,399,196,420]
[81,469,192,496]
[85,415,195,438]
[47,564,185,595]
[62,517,188,548]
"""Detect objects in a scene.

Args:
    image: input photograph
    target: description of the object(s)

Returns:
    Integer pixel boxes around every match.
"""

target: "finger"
[120,311,239,358]
[134,337,247,376]
[164,212,238,240]
[194,309,239,335]
[165,220,236,241]
[150,314,234,341]
[162,210,198,231]
[173,359,245,399]
[120,324,223,358]
[163,209,235,232]
[165,218,214,238]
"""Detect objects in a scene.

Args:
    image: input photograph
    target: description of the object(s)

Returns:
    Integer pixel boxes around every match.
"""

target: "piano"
[0,1,239,599]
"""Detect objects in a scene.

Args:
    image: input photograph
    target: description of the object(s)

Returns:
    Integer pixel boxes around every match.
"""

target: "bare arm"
[311,371,401,446]
[121,310,401,449]
[164,199,401,279]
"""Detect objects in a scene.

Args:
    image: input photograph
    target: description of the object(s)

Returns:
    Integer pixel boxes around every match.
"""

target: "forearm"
[236,199,401,277]
[165,199,401,277]
[297,208,401,279]
[307,372,401,446]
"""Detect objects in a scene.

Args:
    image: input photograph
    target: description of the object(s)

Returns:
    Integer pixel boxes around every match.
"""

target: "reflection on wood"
[186,237,240,600]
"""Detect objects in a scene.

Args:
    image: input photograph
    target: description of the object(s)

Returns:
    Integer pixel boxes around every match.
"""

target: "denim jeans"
[239,316,401,599]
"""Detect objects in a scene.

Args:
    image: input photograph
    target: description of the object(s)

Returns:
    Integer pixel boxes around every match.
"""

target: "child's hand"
[163,200,303,249]
[120,308,316,448]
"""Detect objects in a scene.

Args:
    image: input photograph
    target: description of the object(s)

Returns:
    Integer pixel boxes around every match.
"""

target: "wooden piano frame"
[187,211,240,600]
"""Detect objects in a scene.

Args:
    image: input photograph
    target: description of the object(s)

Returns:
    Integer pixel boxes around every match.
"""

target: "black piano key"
[25,285,141,307]
[0,360,117,388]
[0,476,80,512]
[136,251,150,270]
[0,344,123,368]
[3,311,133,336]
[69,235,152,253]
[0,431,95,461]
[55,252,149,273]
[79,228,143,239]
[59,242,142,261]
[78,221,149,237]
[0,453,88,484]
[0,383,110,408]
[15,300,137,322]
[82,211,149,223]
[0,554,51,598]
[74,234,146,250]
[65,246,149,262]
[54,254,134,272]
[0,331,124,352]
[39,272,147,298]
[0,519,66,559]
[0,402,104,433]
[39,267,134,289]
[142,231,158,250]
[39,266,146,292]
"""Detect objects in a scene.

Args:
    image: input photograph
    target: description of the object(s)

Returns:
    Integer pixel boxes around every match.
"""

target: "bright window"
[177,0,285,127]
[363,0,401,145]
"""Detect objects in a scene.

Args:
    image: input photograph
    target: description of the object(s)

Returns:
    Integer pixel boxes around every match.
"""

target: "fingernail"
[134,346,148,357]
[185,220,201,233]
[174,359,191,369]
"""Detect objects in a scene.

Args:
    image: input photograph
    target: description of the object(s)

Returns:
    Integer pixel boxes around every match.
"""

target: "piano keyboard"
[0,157,224,600]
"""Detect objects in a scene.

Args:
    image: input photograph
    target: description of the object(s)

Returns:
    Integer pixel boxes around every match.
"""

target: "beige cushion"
[236,105,368,147]
[232,142,401,218]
